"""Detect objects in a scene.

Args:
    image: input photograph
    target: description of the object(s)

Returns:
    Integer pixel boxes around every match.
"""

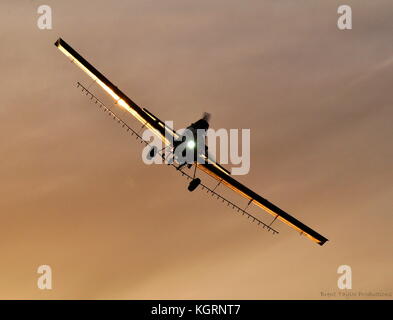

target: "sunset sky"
[0,1,392,299]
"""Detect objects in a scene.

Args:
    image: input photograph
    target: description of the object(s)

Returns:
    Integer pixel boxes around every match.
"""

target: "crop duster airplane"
[54,38,328,246]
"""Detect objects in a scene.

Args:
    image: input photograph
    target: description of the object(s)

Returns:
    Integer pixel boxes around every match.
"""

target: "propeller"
[202,112,211,123]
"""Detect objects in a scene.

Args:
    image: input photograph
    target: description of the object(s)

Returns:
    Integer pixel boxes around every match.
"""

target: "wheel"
[188,178,201,192]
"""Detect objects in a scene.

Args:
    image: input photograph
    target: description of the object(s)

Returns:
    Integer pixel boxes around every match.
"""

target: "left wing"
[55,38,231,179]
[55,38,175,144]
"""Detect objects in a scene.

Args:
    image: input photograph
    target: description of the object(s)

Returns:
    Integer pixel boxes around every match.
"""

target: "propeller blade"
[202,112,211,123]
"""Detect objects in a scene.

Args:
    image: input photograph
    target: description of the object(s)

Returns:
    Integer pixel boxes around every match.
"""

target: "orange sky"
[0,0,392,299]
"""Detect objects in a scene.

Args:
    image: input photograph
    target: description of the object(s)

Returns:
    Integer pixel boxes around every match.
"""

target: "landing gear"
[188,178,201,192]
[188,163,201,191]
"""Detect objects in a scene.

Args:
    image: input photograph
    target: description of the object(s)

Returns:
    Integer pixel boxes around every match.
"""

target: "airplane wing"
[197,161,328,245]
[55,38,177,144]
[55,38,234,181]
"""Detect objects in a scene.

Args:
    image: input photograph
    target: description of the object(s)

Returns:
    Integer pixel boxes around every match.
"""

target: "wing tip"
[317,238,329,246]
[54,37,62,47]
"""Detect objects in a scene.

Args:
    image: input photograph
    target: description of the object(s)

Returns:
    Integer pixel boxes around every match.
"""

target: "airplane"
[54,38,328,246]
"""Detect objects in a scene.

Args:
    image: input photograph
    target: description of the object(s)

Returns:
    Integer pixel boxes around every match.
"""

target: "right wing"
[197,161,328,246]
